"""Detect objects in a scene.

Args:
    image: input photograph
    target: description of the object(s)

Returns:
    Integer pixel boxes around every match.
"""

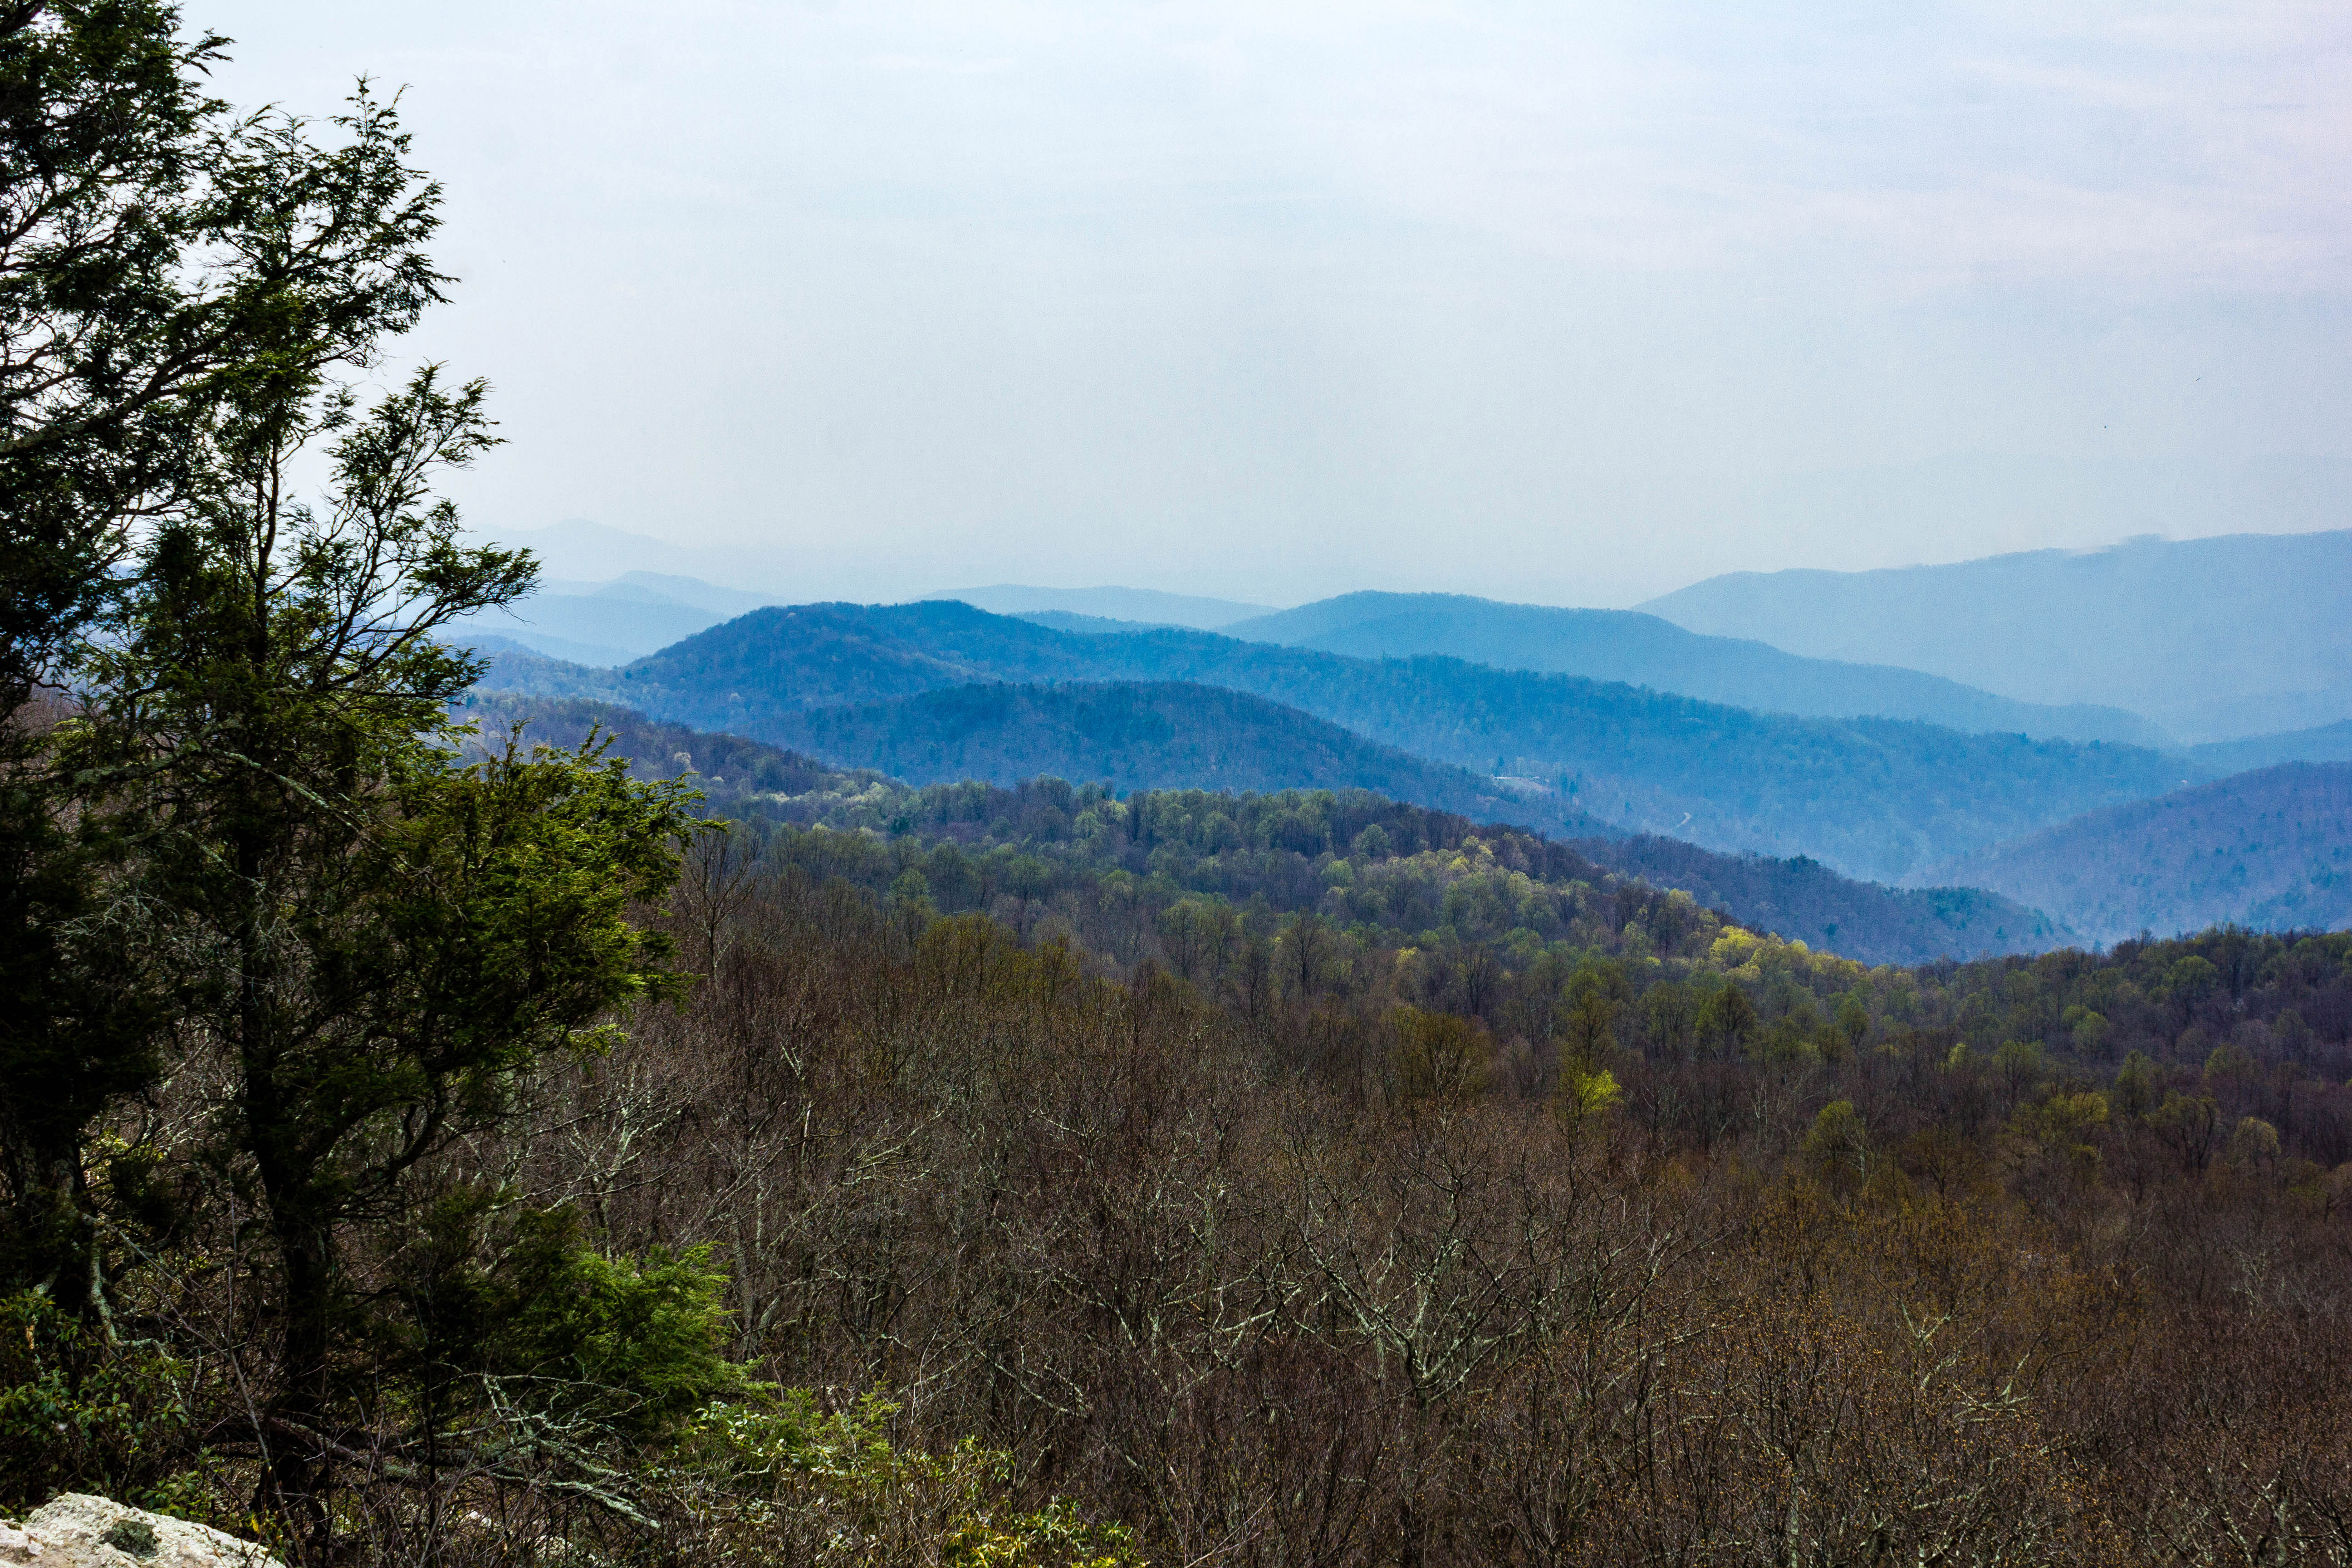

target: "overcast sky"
[201,1,2352,607]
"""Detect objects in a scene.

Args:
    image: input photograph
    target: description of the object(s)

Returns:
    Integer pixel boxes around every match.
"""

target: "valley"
[476,599,2190,884]
[457,689,2065,965]
[466,563,2352,951]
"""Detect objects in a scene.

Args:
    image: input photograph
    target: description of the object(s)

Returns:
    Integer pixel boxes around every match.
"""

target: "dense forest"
[17,748,2352,1563]
[461,691,2061,966]
[1935,761,2352,942]
[764,679,1619,840]
[475,600,2193,882]
[10,9,2352,1568]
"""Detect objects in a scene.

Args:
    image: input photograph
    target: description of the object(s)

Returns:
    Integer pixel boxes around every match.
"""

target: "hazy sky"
[202,1,2351,607]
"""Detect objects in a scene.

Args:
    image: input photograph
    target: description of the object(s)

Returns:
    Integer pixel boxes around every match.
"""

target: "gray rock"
[0,1495,283,1568]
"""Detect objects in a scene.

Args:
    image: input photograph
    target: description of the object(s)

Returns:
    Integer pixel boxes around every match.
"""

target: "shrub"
[0,1290,191,1511]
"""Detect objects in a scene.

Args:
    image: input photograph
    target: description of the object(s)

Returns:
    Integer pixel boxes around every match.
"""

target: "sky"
[200,1,2352,608]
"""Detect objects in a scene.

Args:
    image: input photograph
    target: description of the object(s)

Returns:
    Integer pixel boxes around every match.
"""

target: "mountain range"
[455,569,784,664]
[926,585,1269,628]
[454,688,2065,966]
[1220,591,2168,745]
[2188,719,2352,777]
[465,523,2349,746]
[1642,529,2352,742]
[452,529,2351,945]
[768,680,1617,840]
[472,600,2190,883]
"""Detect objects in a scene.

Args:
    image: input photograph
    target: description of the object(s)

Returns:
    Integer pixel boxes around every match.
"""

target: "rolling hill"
[451,691,879,804]
[768,680,1616,840]
[454,689,2065,965]
[1641,529,2352,742]
[471,600,2190,883]
[1224,591,2169,745]
[1926,762,2352,943]
[1580,836,2068,962]
[461,593,724,664]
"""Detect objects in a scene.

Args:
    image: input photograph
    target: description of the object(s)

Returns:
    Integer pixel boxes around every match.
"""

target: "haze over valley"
[460,522,2352,946]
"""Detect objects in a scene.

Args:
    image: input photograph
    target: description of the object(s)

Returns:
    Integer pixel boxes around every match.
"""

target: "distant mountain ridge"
[1641,529,2352,742]
[1223,591,2168,745]
[1927,763,2352,943]
[472,600,2189,883]
[2189,720,2352,778]
[471,519,778,587]
[456,688,2066,966]
[925,584,1271,629]
[455,568,788,665]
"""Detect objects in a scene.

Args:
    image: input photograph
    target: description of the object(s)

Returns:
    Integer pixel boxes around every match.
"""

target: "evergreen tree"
[2,15,710,1546]
[0,4,446,1305]
[75,358,701,1549]
[0,0,222,1308]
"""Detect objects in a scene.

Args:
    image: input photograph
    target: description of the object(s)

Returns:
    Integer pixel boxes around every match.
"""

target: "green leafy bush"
[675,1389,1141,1567]
[0,1290,190,1511]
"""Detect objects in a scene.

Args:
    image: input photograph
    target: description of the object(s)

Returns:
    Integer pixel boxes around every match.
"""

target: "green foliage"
[1802,1101,1868,1191]
[1391,1007,1492,1103]
[7,72,703,1539]
[488,1213,744,1439]
[1699,983,1759,1056]
[0,758,169,1299]
[0,0,222,708]
[0,7,460,1310]
[1556,1066,1623,1131]
[2064,1004,2112,1056]
[2165,956,2222,1009]
[2031,1092,2110,1158]
[2226,1116,2282,1168]
[1992,1039,2045,1094]
[0,1290,187,1511]
[403,1189,746,1438]
[2113,1051,2158,1118]
[683,1390,1143,1567]
[1833,992,1872,1058]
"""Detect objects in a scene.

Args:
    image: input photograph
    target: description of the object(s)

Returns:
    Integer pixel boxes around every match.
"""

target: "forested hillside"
[1933,763,2352,942]
[473,601,2190,882]
[43,695,2352,1561]
[1225,591,2169,745]
[1584,834,2066,960]
[459,691,2064,964]
[1643,529,2352,740]
[768,679,1617,838]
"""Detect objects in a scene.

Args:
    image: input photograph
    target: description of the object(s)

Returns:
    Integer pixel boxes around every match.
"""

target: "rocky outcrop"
[0,1495,283,1568]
